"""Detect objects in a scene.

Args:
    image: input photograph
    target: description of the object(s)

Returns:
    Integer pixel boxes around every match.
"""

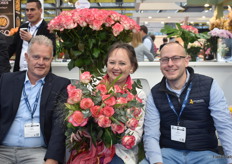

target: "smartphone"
[20,28,28,32]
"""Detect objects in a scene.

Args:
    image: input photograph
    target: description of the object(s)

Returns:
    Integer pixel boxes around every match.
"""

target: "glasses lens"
[160,58,169,64]
[172,56,182,62]
[160,56,185,64]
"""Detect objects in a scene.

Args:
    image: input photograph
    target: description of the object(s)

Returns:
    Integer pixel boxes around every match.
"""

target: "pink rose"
[121,135,135,149]
[80,71,92,84]
[126,118,139,130]
[104,16,115,27]
[68,111,88,127]
[126,91,134,101]
[102,94,116,106]
[90,19,103,30]
[128,107,142,117]
[90,105,101,118]
[101,106,115,117]
[111,122,125,134]
[116,97,128,105]
[114,85,123,93]
[67,84,76,92]
[112,23,124,36]
[97,115,111,128]
[96,84,108,95]
[67,87,83,104]
[80,98,94,109]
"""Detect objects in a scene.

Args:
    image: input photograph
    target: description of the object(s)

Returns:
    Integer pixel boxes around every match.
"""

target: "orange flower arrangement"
[8,27,19,36]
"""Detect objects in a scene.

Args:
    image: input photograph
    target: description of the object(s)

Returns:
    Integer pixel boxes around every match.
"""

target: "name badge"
[24,123,40,137]
[171,125,186,143]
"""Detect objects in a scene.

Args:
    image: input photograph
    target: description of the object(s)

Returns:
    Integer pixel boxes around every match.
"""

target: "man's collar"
[29,19,43,28]
[24,71,45,85]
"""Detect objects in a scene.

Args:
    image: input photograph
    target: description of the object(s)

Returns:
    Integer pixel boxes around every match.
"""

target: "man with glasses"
[140,42,232,164]
[8,0,55,72]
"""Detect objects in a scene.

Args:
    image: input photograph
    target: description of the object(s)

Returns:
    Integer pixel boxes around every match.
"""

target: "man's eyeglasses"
[159,56,186,64]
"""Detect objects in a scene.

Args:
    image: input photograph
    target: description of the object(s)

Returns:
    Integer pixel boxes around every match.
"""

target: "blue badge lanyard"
[166,82,192,126]
[23,83,44,120]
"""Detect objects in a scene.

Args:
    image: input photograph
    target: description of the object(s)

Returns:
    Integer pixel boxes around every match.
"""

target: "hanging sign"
[75,0,90,9]
[0,0,15,35]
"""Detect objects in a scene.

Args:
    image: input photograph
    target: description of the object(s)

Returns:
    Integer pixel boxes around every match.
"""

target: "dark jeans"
[109,154,124,164]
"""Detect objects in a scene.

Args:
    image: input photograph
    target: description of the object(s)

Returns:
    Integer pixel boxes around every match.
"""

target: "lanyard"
[23,83,44,120]
[166,82,192,125]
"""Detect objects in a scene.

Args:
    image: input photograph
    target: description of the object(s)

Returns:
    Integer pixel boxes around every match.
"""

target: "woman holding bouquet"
[104,42,147,163]
[67,42,146,164]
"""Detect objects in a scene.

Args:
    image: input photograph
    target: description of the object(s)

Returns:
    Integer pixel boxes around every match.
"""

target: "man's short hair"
[150,34,156,41]
[27,0,42,9]
[163,37,168,42]
[27,35,53,56]
[140,25,148,34]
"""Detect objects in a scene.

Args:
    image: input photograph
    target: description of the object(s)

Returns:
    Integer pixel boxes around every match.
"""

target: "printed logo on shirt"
[189,99,205,104]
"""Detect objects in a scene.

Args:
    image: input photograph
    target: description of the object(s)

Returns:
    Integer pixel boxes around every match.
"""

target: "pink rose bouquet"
[181,25,198,34]
[48,8,140,75]
[65,72,144,164]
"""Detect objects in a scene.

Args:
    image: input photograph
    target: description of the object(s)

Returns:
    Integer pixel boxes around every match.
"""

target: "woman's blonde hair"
[131,32,142,48]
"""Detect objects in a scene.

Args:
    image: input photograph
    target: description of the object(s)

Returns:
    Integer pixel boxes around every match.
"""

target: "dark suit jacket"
[8,20,56,72]
[0,33,11,77]
[0,71,70,163]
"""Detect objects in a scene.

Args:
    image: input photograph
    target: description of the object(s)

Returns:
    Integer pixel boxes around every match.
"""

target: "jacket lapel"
[40,73,53,130]
[13,73,26,114]
[36,20,46,35]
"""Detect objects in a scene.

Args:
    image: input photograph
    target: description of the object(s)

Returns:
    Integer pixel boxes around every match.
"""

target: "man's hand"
[19,29,32,42]
[44,159,58,164]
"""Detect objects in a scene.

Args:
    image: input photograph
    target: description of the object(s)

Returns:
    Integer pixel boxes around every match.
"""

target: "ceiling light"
[167,16,171,19]
[148,16,152,19]
[204,3,209,7]
[145,22,148,24]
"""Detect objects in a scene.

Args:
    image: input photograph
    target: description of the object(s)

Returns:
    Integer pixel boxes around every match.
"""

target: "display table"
[50,61,232,105]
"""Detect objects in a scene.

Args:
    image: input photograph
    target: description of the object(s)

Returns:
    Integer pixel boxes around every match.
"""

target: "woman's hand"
[70,130,84,142]
[44,159,58,164]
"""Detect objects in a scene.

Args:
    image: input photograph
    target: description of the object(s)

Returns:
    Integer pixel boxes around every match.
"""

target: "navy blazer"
[0,71,70,163]
[8,20,56,72]
[0,33,11,76]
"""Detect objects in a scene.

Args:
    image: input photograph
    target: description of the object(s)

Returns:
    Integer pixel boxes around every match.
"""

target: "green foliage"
[161,23,202,49]
[56,26,134,76]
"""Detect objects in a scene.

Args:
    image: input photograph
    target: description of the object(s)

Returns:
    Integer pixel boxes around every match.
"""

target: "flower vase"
[217,38,224,62]
[216,38,231,62]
